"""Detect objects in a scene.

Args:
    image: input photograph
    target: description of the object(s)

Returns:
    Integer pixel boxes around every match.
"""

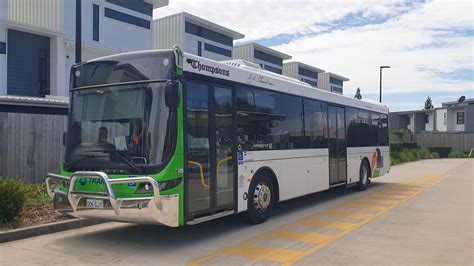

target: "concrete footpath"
[0,159,472,265]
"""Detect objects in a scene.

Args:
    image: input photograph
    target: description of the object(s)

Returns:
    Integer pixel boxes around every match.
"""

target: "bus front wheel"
[247,172,275,224]
[357,161,370,191]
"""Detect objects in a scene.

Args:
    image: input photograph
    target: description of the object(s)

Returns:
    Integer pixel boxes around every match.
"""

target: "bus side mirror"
[62,132,67,147]
[165,81,180,109]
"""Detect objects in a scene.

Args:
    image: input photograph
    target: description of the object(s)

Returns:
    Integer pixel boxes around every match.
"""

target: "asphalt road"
[0,159,472,265]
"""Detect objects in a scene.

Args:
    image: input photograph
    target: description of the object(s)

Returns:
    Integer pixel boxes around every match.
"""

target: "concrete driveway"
[0,159,472,265]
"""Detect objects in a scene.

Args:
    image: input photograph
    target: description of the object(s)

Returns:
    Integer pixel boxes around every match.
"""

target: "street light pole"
[379,65,390,103]
[75,0,82,63]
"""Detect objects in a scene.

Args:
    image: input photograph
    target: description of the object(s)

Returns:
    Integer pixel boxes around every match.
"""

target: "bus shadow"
[52,181,391,254]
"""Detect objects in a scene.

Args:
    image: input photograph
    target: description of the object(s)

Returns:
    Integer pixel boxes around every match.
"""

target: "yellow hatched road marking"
[321,210,376,220]
[188,174,447,266]
[380,189,418,195]
[356,198,401,205]
[298,218,358,229]
[263,229,334,244]
[368,193,408,199]
[225,244,306,263]
[338,203,387,212]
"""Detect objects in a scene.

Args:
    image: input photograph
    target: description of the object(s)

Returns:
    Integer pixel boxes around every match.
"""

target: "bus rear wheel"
[357,161,370,191]
[247,172,275,224]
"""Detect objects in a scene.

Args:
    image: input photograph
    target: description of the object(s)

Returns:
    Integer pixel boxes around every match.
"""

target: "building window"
[185,22,233,46]
[262,64,282,74]
[0,42,6,54]
[104,8,150,29]
[330,85,342,94]
[425,114,429,124]
[93,4,100,41]
[302,78,317,87]
[204,43,231,57]
[298,67,317,79]
[197,41,202,56]
[329,77,343,86]
[254,49,283,66]
[443,113,447,125]
[457,112,465,124]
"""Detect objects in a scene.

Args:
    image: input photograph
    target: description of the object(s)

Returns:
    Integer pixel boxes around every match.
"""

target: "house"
[233,42,291,75]
[317,72,349,94]
[389,98,474,135]
[282,61,324,88]
[0,0,168,98]
[153,12,244,61]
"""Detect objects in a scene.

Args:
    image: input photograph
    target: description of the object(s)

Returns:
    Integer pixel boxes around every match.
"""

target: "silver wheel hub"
[254,182,271,213]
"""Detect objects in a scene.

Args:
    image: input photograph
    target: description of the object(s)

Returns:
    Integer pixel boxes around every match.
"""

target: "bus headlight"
[136,178,182,193]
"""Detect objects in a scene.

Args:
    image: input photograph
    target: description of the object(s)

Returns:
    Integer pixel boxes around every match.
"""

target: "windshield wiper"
[85,149,142,173]
[65,154,103,169]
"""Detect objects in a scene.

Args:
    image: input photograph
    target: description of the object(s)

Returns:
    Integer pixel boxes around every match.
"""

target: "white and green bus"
[46,47,390,227]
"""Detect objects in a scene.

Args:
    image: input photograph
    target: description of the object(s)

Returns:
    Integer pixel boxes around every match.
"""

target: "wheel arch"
[253,166,280,203]
[361,157,371,177]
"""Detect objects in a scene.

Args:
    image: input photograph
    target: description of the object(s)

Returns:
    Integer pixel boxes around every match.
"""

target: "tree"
[354,87,362,100]
[392,128,412,140]
[424,96,434,110]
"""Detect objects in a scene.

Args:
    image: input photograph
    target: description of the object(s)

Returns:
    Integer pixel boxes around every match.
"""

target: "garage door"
[7,29,50,97]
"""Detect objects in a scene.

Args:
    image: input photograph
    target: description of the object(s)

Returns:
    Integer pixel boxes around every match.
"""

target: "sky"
[154,0,474,111]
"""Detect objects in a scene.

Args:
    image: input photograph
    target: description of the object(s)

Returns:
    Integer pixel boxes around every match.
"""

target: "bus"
[46,47,390,227]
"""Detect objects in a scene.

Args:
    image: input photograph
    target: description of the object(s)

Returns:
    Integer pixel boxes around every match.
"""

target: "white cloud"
[154,0,474,99]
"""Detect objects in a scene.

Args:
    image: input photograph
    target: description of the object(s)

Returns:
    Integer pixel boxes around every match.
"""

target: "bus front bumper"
[45,172,179,227]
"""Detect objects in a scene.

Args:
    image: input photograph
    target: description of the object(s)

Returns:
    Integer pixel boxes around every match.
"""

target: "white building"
[0,0,167,98]
[233,42,291,75]
[283,61,324,88]
[389,98,474,134]
[317,72,349,94]
[153,12,244,61]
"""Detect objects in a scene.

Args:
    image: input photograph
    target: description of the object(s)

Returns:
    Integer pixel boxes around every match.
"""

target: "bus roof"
[81,49,388,114]
[182,52,389,114]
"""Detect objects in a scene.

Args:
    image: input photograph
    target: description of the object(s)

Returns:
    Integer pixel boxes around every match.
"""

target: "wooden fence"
[416,131,474,152]
[0,112,67,183]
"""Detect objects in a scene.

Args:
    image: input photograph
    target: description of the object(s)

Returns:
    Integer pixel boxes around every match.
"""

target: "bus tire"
[357,160,370,191]
[247,172,275,224]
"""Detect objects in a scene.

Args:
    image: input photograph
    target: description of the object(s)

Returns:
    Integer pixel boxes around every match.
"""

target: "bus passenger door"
[185,80,236,220]
[328,105,347,185]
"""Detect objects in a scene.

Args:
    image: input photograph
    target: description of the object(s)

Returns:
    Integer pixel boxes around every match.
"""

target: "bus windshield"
[64,81,175,173]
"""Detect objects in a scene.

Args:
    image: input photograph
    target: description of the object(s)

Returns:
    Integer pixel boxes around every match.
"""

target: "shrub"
[392,128,412,140]
[390,142,418,152]
[429,147,451,158]
[429,152,440,159]
[448,151,470,158]
[0,179,27,223]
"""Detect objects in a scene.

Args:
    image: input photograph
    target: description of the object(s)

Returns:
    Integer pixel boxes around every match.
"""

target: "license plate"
[86,199,104,209]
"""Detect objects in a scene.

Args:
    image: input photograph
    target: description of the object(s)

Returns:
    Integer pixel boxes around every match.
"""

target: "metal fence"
[416,131,474,152]
[0,112,67,183]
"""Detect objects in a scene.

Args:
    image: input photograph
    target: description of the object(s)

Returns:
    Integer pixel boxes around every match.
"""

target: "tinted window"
[281,95,304,149]
[304,99,328,148]
[347,107,388,147]
[237,86,283,150]
[346,108,371,147]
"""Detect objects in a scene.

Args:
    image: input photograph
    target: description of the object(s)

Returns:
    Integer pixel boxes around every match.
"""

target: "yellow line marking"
[380,189,419,195]
[263,229,334,244]
[188,174,447,266]
[320,210,376,220]
[298,218,359,229]
[338,203,388,212]
[368,193,408,200]
[356,198,401,205]
[225,244,305,263]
